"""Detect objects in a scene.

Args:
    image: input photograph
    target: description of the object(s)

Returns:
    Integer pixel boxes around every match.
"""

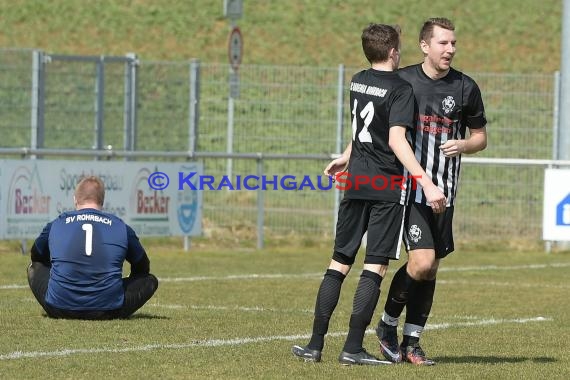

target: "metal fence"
[0,48,563,244]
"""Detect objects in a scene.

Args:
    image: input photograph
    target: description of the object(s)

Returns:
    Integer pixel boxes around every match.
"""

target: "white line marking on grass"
[0,316,551,361]
[147,303,185,309]
[158,262,570,282]
[439,280,570,289]
[425,316,552,331]
[0,273,324,291]
[438,262,570,272]
[0,284,28,290]
[147,303,313,314]
[2,262,570,290]
[160,272,323,282]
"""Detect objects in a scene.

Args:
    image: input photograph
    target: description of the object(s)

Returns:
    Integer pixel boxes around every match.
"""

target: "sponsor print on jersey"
[411,98,461,207]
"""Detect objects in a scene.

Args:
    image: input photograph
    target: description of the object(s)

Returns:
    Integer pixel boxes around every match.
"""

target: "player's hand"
[423,183,446,214]
[440,139,465,157]
[323,157,349,178]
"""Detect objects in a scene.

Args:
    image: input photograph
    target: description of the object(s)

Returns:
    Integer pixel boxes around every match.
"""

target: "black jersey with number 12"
[344,68,415,204]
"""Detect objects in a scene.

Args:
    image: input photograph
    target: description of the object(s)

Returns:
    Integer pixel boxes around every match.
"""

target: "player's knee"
[411,267,437,281]
[408,259,437,280]
[149,274,159,291]
[424,267,438,280]
[143,274,159,299]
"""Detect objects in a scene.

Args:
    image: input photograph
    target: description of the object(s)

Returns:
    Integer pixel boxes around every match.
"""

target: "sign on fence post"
[223,0,242,19]
[224,0,243,180]
[228,26,242,98]
[228,27,243,72]
[542,168,570,241]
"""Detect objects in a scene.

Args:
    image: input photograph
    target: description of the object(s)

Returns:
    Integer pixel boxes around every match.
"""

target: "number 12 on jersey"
[351,99,373,143]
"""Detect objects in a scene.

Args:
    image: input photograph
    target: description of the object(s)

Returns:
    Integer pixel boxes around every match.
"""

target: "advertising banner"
[0,160,202,239]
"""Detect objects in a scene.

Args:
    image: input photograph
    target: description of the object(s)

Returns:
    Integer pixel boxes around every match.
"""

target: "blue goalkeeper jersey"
[33,208,146,310]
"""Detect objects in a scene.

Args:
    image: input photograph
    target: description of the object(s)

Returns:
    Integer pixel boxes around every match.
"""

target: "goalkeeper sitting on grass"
[27,176,158,320]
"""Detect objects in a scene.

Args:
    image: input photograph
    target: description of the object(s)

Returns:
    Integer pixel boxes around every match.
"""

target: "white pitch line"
[158,262,570,283]
[160,272,323,282]
[438,262,570,272]
[0,284,28,290]
[2,262,570,290]
[159,262,570,282]
[438,279,570,289]
[0,316,551,361]
[0,273,324,290]
[147,303,313,314]
[425,316,552,330]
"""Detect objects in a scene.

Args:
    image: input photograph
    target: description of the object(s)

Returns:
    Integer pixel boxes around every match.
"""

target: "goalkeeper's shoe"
[338,349,392,366]
[400,343,435,366]
[291,345,321,362]
[376,323,402,363]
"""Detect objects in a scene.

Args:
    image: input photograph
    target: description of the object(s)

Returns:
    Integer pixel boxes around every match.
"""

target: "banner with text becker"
[0,160,202,239]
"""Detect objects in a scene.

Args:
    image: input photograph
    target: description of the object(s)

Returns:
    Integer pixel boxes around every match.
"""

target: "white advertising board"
[0,160,203,239]
[542,168,570,241]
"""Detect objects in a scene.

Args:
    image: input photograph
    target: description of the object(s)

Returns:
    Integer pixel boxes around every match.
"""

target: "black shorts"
[27,262,158,320]
[333,198,405,265]
[404,202,455,258]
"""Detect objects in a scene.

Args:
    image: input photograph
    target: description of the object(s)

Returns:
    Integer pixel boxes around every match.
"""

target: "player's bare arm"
[324,142,352,176]
[388,126,446,213]
[439,126,487,157]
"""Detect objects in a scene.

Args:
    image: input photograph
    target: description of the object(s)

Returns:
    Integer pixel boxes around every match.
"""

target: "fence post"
[184,235,191,251]
[30,50,45,156]
[95,57,105,157]
[257,156,264,249]
[333,64,345,235]
[560,0,570,161]
[124,53,138,156]
[189,59,200,155]
[227,79,235,179]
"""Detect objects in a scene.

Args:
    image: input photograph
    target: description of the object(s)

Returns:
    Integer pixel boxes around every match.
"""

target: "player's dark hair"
[361,23,401,64]
[419,18,455,43]
[75,176,105,207]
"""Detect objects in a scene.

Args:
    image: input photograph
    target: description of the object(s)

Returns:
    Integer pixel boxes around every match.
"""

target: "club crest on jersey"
[409,224,422,243]
[441,96,455,114]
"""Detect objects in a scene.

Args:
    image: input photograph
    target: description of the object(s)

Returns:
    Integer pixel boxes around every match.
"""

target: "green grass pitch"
[1,239,569,379]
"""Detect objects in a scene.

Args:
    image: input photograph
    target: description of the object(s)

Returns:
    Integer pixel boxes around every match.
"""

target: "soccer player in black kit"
[27,176,158,320]
[374,18,488,365]
[292,23,445,366]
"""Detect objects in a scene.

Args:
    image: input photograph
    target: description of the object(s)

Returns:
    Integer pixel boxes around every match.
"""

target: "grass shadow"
[38,312,170,320]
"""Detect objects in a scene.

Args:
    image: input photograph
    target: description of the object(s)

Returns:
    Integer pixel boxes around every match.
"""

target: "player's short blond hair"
[74,176,105,207]
[419,17,455,44]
